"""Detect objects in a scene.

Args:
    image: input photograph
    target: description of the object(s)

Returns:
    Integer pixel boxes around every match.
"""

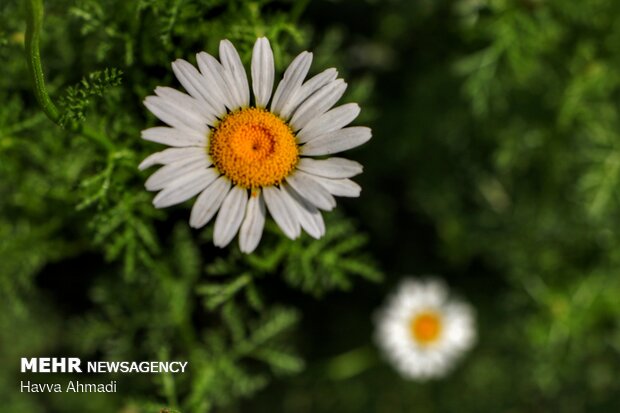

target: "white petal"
[139,147,208,170]
[289,79,347,131]
[263,186,301,239]
[313,177,361,197]
[301,126,372,156]
[154,86,217,125]
[283,184,325,239]
[145,158,210,191]
[285,171,336,211]
[219,39,250,108]
[297,103,360,143]
[189,176,231,228]
[196,51,234,110]
[171,59,226,117]
[374,276,477,380]
[239,190,266,253]
[213,186,248,247]
[279,68,338,120]
[251,37,275,108]
[141,127,207,147]
[152,167,219,208]
[270,51,313,115]
[296,157,363,178]
[144,95,208,134]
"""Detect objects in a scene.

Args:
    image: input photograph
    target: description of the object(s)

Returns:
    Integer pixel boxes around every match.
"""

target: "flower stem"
[25,0,61,125]
[290,0,310,23]
[324,345,379,381]
[24,1,117,152]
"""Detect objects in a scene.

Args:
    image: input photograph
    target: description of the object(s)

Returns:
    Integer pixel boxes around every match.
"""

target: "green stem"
[81,124,116,152]
[25,0,61,125]
[24,0,119,152]
[290,0,310,23]
[324,345,378,381]
[159,348,179,408]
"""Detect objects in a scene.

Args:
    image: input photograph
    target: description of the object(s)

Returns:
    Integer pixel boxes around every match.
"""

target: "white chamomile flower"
[375,277,476,380]
[139,37,371,253]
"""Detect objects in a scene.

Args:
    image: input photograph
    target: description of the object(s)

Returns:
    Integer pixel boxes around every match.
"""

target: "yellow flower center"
[410,311,442,345]
[209,108,299,189]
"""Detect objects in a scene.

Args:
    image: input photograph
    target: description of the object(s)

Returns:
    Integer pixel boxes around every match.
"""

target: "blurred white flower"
[140,37,371,253]
[375,277,476,380]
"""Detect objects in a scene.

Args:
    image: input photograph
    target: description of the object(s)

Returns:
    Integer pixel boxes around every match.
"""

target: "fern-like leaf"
[59,68,123,128]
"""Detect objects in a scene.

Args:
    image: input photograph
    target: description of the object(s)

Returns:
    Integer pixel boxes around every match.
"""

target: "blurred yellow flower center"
[410,311,442,345]
[209,108,299,188]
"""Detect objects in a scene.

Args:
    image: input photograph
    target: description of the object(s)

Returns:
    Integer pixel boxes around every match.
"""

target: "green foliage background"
[1,0,620,412]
